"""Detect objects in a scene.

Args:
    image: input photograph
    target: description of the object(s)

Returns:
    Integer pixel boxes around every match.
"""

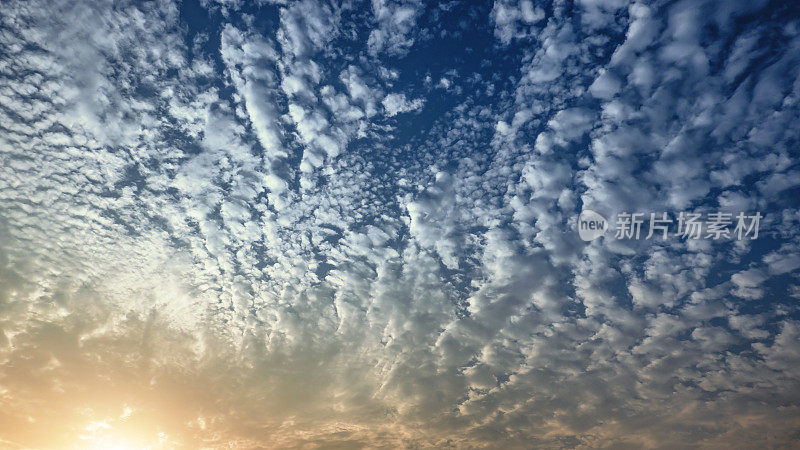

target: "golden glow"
[78,417,170,450]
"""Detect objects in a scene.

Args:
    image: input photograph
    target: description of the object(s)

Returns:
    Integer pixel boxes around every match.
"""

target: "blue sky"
[1,0,800,448]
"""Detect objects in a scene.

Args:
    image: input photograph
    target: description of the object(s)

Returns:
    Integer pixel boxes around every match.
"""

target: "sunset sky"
[1,0,800,448]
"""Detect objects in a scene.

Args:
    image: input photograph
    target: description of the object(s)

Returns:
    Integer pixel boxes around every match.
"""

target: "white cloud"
[367,0,423,57]
[1,0,800,447]
[382,92,424,116]
[589,69,622,99]
[491,0,545,44]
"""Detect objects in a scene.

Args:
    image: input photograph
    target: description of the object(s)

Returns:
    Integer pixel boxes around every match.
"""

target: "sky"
[1,0,800,448]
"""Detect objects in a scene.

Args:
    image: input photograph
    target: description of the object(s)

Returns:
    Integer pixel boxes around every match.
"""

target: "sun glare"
[77,416,168,450]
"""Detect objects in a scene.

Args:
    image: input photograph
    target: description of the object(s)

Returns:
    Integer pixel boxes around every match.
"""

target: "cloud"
[367,0,423,57]
[491,0,545,44]
[1,0,800,447]
[382,92,425,116]
[589,69,622,99]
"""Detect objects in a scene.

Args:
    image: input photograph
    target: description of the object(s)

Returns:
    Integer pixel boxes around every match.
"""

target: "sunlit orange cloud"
[0,301,423,449]
[2,268,800,448]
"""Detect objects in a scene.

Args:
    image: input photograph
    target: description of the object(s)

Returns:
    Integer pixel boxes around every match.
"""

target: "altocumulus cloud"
[1,0,800,448]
